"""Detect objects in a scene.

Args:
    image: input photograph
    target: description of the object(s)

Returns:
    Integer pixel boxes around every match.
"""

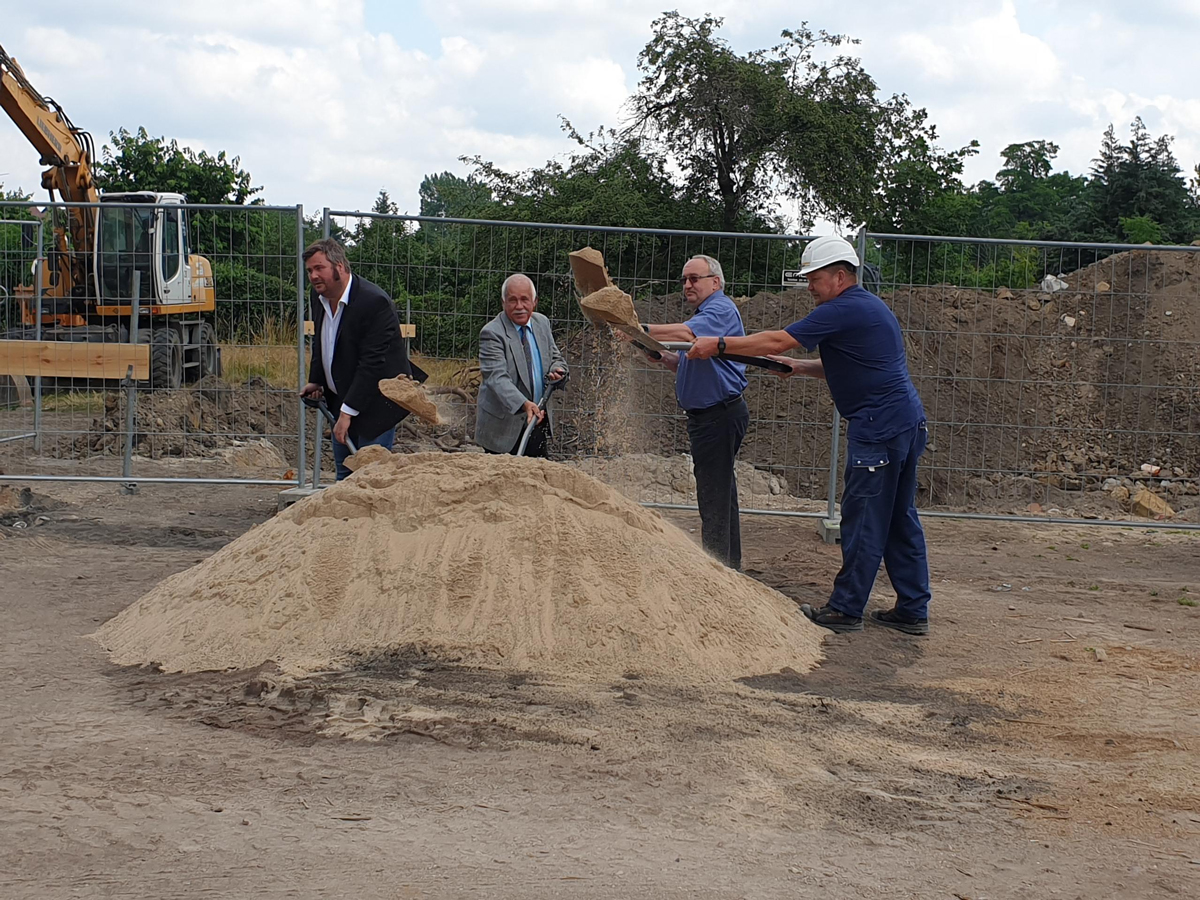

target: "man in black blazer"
[300,238,422,480]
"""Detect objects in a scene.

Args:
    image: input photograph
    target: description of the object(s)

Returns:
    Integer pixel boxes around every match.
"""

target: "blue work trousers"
[828,421,931,620]
[332,427,396,481]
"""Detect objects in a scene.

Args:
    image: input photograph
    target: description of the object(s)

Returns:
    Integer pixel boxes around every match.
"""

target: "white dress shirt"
[319,274,359,417]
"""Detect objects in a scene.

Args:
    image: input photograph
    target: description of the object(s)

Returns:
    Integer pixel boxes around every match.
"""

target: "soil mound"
[95,453,822,682]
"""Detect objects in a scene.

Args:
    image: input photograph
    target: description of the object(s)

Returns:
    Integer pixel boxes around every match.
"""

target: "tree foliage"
[94,127,260,204]
[624,13,974,231]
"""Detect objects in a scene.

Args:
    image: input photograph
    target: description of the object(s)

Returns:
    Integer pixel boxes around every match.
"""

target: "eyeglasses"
[680,274,715,285]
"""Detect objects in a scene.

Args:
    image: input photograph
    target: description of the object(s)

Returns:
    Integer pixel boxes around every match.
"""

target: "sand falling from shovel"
[94,453,823,684]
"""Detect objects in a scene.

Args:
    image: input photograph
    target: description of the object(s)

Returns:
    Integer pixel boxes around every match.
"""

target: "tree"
[1084,119,1198,243]
[624,13,972,231]
[94,127,260,204]
[418,173,494,219]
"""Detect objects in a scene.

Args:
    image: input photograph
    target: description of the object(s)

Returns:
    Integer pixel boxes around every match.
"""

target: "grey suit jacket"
[474,311,568,453]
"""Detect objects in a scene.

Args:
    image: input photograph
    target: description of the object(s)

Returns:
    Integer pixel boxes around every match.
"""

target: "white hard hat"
[799,235,860,276]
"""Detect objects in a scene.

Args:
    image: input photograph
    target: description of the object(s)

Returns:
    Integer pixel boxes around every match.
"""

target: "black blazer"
[307,275,426,443]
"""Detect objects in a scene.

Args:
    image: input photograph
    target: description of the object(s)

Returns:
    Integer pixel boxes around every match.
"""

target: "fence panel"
[0,199,304,485]
[868,233,1200,519]
[4,196,1195,530]
[327,211,835,512]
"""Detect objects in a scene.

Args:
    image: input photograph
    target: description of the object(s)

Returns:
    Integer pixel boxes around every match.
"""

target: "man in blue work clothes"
[632,254,749,570]
[688,236,931,635]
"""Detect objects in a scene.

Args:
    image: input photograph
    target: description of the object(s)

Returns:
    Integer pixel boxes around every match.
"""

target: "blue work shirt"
[784,285,925,442]
[675,291,748,411]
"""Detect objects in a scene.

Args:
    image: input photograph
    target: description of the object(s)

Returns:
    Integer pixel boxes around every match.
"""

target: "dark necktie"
[520,325,536,398]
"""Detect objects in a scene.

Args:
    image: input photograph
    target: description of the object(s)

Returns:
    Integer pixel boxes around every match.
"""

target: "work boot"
[800,603,864,634]
[870,607,930,636]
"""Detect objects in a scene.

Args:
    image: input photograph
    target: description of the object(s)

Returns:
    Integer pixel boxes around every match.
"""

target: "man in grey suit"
[475,273,568,457]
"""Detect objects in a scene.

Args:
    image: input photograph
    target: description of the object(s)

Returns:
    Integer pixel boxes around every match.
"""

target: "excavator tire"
[196,321,220,378]
[138,327,183,390]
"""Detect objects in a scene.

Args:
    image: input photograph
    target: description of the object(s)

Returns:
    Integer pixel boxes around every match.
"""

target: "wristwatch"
[717,336,726,355]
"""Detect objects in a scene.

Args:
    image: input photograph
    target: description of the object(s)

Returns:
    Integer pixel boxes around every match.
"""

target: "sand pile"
[95,453,822,683]
[378,376,441,425]
[343,443,393,472]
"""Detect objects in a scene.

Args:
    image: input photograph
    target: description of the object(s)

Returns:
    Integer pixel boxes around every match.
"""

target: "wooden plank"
[303,320,315,336]
[0,340,151,379]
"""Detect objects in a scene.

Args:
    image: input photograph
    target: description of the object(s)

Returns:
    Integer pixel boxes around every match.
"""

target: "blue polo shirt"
[784,285,924,443]
[675,291,748,411]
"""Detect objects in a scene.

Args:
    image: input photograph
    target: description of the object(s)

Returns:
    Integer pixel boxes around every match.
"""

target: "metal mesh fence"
[3,200,1196,528]
[868,233,1200,515]
[0,200,305,484]
[327,211,833,511]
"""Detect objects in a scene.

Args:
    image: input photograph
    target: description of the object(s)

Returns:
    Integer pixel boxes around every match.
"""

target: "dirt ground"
[1,481,1198,899]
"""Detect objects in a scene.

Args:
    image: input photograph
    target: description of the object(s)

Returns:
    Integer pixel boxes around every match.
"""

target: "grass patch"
[39,391,105,414]
[413,354,478,388]
[220,318,480,390]
[1179,597,1198,607]
[222,317,299,387]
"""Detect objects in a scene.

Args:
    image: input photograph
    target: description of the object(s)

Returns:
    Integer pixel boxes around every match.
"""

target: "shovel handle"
[302,396,357,453]
[719,353,793,373]
[657,342,793,373]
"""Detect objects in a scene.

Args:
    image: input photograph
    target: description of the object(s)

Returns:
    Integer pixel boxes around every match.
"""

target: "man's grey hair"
[501,273,537,303]
[302,238,351,272]
[690,254,725,290]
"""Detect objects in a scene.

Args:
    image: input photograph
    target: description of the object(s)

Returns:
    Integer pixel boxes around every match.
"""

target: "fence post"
[309,208,331,488]
[295,205,307,486]
[120,271,141,493]
[32,220,43,454]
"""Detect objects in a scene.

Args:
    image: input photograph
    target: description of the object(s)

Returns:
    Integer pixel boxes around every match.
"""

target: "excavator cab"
[96,193,189,304]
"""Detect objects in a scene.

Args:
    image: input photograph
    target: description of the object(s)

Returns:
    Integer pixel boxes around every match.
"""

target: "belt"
[686,394,744,417]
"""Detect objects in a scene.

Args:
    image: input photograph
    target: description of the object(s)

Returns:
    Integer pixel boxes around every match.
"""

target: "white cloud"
[1,0,1198,219]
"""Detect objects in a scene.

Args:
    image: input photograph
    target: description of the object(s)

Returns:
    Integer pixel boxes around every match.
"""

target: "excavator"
[0,41,218,388]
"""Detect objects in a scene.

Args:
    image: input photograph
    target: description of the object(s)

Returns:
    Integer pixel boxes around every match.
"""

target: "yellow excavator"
[0,41,218,388]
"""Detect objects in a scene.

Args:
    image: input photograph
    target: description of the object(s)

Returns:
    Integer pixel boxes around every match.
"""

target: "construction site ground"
[2,481,1198,899]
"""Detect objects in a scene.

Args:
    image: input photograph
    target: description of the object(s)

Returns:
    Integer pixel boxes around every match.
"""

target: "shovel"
[302,395,357,454]
[614,324,792,373]
[516,370,570,457]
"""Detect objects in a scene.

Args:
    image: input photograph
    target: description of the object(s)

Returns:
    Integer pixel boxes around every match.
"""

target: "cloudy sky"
[2,0,1198,224]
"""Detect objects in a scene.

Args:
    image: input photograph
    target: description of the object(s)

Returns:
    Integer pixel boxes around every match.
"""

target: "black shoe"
[870,607,930,636]
[800,603,864,633]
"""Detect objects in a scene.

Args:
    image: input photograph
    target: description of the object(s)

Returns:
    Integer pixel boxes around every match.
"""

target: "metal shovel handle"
[516,370,569,457]
[303,395,358,454]
[658,341,793,373]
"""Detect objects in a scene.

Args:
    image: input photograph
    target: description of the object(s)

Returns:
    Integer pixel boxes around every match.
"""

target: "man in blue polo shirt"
[633,254,749,569]
[687,236,931,635]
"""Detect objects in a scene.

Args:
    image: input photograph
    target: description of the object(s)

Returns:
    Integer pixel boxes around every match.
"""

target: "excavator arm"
[0,42,98,296]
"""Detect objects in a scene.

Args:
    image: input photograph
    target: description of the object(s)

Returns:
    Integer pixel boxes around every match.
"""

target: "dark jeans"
[332,427,396,481]
[686,396,749,570]
[828,421,931,619]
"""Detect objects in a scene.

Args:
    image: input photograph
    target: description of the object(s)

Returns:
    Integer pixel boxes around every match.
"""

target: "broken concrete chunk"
[996,287,1014,300]
[1130,488,1174,519]
[1095,281,1111,292]
[1092,647,1107,662]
